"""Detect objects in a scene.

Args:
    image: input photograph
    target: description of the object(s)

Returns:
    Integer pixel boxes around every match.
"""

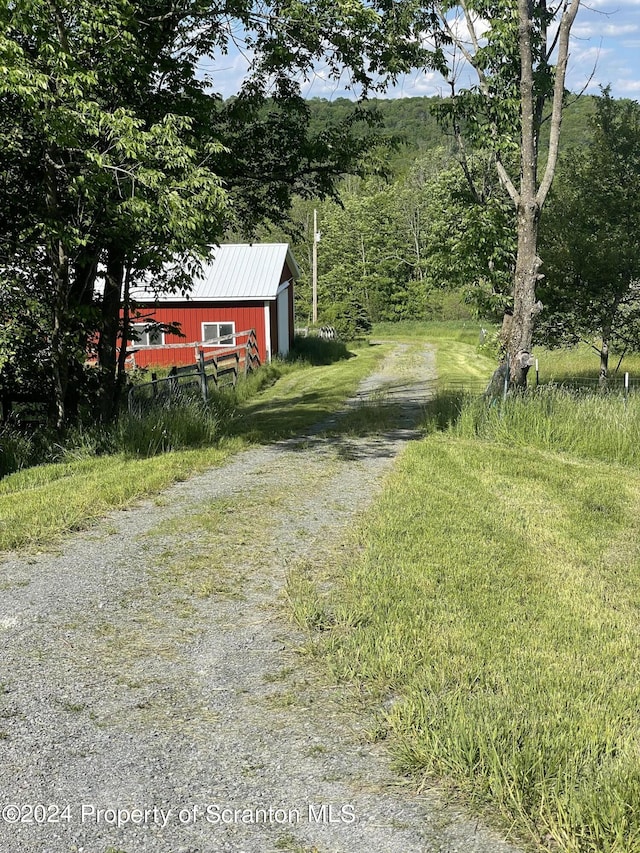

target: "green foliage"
[538,91,640,369]
[1,0,447,429]
[289,335,352,365]
[116,400,219,457]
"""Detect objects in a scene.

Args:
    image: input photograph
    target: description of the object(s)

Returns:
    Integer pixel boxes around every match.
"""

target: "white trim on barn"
[264,302,272,362]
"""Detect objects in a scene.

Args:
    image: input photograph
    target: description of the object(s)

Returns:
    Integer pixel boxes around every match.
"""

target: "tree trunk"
[599,331,610,389]
[45,153,69,432]
[65,249,99,423]
[507,201,541,385]
[49,237,70,432]
[115,263,133,415]
[97,245,125,423]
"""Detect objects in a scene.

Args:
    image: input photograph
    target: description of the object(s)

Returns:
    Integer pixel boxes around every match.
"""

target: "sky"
[204,1,640,102]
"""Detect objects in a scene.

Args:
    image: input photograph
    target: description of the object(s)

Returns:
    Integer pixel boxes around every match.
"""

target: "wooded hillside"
[263,94,604,336]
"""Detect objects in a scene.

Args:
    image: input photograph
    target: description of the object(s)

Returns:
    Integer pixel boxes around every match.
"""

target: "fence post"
[535,359,539,387]
[503,353,510,402]
[625,372,629,408]
[151,372,158,399]
[168,366,178,400]
[197,350,208,403]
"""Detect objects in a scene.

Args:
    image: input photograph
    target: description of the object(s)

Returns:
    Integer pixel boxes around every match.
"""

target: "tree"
[537,92,640,384]
[434,0,581,384]
[1,0,445,428]
[0,0,231,427]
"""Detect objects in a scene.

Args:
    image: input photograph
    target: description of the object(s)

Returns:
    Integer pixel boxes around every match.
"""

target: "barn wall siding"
[128,302,269,368]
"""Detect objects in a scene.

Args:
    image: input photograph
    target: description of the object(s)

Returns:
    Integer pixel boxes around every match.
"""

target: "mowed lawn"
[292,328,640,853]
[0,340,388,552]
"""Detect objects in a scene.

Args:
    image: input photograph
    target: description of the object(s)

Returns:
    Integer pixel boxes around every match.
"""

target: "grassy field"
[0,340,387,552]
[290,323,640,852]
[534,341,640,384]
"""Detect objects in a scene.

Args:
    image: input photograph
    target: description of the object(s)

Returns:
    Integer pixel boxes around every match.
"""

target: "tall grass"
[299,436,640,852]
[453,386,640,467]
[288,334,352,365]
[116,399,220,456]
[0,424,40,478]
[287,327,640,852]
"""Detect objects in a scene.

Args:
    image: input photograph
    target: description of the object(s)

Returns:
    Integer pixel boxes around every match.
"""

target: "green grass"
[0,341,387,552]
[0,443,240,552]
[373,319,488,346]
[287,323,640,852]
[229,340,390,441]
[533,342,640,384]
[300,436,640,851]
[454,387,640,467]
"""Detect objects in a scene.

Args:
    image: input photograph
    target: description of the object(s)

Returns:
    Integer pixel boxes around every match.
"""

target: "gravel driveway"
[0,344,525,853]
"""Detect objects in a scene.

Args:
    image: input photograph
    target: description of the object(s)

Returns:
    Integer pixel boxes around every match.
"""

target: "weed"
[263,667,295,683]
[273,832,321,853]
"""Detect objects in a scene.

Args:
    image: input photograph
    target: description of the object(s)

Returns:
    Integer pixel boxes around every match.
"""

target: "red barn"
[127,243,298,368]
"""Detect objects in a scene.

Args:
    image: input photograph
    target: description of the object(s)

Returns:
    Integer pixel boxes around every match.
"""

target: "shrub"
[289,335,351,366]
[117,399,219,457]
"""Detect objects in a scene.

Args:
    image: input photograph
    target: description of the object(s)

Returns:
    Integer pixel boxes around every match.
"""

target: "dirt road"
[0,344,524,853]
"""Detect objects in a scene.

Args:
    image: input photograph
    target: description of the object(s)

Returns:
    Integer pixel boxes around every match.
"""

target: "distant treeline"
[306,93,600,165]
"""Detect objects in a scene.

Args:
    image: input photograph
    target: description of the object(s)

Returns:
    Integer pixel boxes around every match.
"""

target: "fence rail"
[127,328,260,416]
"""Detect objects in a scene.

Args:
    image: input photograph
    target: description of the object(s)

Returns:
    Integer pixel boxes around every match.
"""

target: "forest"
[280,91,640,386]
[1,0,640,431]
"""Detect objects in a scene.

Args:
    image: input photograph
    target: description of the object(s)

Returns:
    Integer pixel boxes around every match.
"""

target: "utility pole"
[312,208,319,324]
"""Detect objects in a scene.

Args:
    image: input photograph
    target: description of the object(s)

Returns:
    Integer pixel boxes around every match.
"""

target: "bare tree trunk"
[498,0,580,387]
[45,152,70,432]
[439,0,580,391]
[49,239,69,432]
[115,263,133,414]
[508,202,541,384]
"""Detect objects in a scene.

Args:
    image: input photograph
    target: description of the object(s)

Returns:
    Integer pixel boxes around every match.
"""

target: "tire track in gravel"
[0,343,526,853]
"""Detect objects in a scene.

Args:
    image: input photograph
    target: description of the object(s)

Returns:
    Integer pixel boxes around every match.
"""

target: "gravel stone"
[0,344,526,853]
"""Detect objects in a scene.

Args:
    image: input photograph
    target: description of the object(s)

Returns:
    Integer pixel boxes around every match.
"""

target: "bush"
[0,425,37,478]
[289,334,351,366]
[116,399,219,457]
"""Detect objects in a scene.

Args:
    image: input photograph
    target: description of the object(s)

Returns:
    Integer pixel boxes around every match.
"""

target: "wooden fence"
[127,328,260,415]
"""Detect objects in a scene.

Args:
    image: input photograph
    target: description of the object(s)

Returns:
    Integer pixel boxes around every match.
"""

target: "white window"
[130,323,164,347]
[202,322,235,345]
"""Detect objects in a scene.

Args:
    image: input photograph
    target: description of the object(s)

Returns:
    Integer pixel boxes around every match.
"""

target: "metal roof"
[131,244,299,303]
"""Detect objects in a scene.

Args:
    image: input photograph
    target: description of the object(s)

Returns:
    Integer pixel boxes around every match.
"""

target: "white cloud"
[617,78,640,92]
[573,21,639,38]
[198,3,640,103]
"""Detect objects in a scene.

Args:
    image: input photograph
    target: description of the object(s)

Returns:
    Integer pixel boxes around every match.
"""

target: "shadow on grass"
[288,336,355,366]
[230,380,447,463]
[421,389,474,434]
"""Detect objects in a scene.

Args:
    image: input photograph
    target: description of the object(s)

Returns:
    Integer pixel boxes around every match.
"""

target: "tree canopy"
[538,91,640,382]
[0,0,443,427]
